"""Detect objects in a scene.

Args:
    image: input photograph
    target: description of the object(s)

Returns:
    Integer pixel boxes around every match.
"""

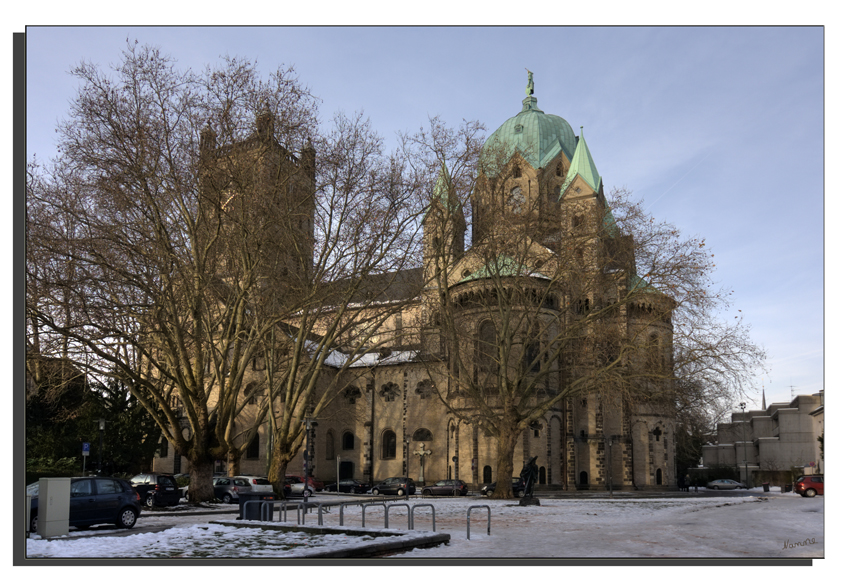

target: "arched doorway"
[483,465,492,484]
[579,471,588,487]
[656,468,663,485]
[539,467,546,485]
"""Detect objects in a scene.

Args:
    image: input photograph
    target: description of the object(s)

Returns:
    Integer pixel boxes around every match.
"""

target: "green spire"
[433,161,462,212]
[561,127,601,197]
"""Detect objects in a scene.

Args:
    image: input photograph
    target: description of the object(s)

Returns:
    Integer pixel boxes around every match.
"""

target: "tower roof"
[482,92,578,175]
[562,127,601,195]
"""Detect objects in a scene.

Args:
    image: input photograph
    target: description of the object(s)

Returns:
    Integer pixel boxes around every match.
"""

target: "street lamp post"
[303,417,317,505]
[404,435,411,500]
[98,419,105,475]
[739,402,749,488]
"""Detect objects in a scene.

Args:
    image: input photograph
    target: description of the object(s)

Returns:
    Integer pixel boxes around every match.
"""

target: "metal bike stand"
[410,503,436,531]
[384,503,411,529]
[360,502,387,528]
[466,505,491,539]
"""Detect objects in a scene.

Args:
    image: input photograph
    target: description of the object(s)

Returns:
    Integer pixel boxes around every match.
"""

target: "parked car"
[421,479,468,496]
[481,477,525,497]
[233,476,275,495]
[794,475,824,497]
[324,478,371,494]
[129,473,182,507]
[706,479,746,490]
[284,478,314,497]
[371,477,416,496]
[28,477,142,532]
[213,477,249,503]
[286,475,324,492]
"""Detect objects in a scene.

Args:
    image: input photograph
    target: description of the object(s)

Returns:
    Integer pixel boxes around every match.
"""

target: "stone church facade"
[154,80,677,491]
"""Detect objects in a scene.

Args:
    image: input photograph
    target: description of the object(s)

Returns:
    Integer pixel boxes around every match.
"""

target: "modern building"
[701,391,824,483]
[155,77,678,491]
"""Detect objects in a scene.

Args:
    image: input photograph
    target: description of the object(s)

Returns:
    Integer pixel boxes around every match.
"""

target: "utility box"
[37,478,71,538]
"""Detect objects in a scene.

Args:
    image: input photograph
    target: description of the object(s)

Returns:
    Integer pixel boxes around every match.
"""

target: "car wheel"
[221,493,232,504]
[806,488,817,498]
[30,514,38,533]
[372,488,380,495]
[397,488,405,496]
[116,507,138,529]
[485,490,493,497]
[452,489,460,497]
[145,492,156,507]
[423,489,431,496]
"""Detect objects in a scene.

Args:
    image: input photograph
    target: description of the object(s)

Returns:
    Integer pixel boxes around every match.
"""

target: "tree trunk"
[492,427,522,499]
[268,446,294,498]
[227,451,241,477]
[186,457,215,502]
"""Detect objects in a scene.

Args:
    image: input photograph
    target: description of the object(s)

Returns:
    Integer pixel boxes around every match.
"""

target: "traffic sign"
[82,442,90,457]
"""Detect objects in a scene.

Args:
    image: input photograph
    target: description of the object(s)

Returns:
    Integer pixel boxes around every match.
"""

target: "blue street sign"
[82,442,90,456]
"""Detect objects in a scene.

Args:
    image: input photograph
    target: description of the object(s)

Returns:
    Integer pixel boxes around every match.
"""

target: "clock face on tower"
[509,186,525,213]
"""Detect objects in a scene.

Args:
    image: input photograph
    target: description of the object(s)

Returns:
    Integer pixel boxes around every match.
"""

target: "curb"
[212,520,450,558]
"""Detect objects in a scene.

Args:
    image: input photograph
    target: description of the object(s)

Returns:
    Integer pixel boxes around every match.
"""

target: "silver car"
[285,479,314,497]
[706,479,746,490]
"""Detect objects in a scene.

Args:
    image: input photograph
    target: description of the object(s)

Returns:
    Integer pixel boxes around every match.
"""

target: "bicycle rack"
[297,500,310,525]
[466,505,491,539]
[338,501,360,526]
[316,503,325,526]
[241,500,276,522]
[410,503,436,531]
[385,503,411,529]
[360,502,387,528]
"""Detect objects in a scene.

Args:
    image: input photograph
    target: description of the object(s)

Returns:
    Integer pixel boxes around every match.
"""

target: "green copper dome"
[482,95,578,176]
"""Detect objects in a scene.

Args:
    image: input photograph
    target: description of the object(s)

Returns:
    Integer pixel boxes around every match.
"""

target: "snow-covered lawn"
[26,490,824,559]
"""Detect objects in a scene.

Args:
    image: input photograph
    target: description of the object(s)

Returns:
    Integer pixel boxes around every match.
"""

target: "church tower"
[198,106,316,287]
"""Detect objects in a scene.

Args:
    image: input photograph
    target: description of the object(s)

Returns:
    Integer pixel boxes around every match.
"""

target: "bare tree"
[26,43,429,500]
[26,43,325,501]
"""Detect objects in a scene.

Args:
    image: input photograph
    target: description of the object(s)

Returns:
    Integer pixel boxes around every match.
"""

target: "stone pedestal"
[518,496,540,506]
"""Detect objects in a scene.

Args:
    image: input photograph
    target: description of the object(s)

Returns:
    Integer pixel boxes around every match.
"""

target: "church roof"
[459,255,548,283]
[482,94,578,175]
[562,127,602,196]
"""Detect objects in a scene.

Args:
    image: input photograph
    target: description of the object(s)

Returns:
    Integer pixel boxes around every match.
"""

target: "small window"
[246,434,260,459]
[342,431,355,450]
[513,166,522,178]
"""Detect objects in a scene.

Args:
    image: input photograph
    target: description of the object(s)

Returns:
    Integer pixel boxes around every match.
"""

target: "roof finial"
[525,69,534,96]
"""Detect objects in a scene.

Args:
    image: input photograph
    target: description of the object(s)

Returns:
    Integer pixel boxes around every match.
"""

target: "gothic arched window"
[326,430,335,460]
[342,431,355,450]
[475,320,498,385]
[412,428,433,442]
[381,430,397,459]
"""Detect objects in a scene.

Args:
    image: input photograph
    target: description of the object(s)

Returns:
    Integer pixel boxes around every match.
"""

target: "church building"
[155,77,677,492]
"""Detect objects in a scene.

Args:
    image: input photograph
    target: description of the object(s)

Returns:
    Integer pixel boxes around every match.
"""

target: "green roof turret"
[561,127,601,196]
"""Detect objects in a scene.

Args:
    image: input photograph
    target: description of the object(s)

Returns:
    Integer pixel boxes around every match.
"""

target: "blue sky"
[23,25,825,411]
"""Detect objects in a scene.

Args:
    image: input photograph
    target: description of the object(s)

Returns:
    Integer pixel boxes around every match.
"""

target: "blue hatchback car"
[28,477,142,533]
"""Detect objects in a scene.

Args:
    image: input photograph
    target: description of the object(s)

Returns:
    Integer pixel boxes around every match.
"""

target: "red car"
[794,475,823,497]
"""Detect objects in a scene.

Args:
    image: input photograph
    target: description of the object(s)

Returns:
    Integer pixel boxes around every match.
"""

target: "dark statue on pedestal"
[519,456,540,506]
